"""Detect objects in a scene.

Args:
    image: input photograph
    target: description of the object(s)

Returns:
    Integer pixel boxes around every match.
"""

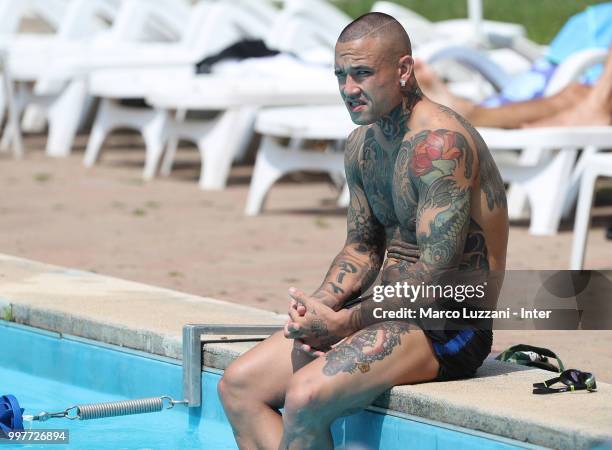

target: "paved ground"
[1,132,611,381]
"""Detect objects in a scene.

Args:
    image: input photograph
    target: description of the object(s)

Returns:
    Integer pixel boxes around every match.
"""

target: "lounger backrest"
[544,48,609,96]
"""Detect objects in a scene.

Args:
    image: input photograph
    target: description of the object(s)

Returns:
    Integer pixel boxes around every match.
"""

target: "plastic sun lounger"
[570,152,612,269]
[0,0,99,49]
[0,0,87,135]
[4,0,188,76]
[1,0,122,118]
[84,0,351,184]
[1,0,191,157]
[144,73,341,190]
[478,126,612,236]
[244,102,612,238]
[81,0,280,178]
[246,105,354,215]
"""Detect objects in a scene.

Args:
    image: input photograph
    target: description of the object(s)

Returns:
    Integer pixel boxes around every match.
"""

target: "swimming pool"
[0,321,541,449]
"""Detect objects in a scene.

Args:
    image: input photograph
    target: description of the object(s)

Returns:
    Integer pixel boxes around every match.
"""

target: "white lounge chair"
[570,151,612,269]
[246,105,353,215]
[85,0,350,185]
[102,0,349,186]
[0,0,122,149]
[145,70,340,190]
[242,100,612,233]
[502,48,610,226]
[3,0,191,156]
[82,0,280,179]
[479,126,612,236]
[0,0,72,132]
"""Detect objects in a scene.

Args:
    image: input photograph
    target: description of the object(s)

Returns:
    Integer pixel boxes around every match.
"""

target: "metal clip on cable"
[30,410,69,421]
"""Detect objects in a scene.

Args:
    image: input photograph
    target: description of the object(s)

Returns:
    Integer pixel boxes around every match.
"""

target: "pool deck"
[1,254,610,449]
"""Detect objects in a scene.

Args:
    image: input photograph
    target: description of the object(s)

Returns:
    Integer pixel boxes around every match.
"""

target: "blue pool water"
[0,321,540,449]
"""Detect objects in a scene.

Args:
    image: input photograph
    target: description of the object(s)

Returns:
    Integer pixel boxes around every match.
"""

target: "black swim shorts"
[424,328,492,381]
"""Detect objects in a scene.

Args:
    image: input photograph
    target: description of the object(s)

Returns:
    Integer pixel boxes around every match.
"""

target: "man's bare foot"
[414,58,476,118]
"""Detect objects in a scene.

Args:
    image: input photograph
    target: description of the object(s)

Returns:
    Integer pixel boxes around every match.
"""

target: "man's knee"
[283,374,333,430]
[218,358,254,407]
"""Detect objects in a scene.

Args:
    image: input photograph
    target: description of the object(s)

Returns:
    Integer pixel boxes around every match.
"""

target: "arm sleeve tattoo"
[353,129,479,328]
[311,128,385,310]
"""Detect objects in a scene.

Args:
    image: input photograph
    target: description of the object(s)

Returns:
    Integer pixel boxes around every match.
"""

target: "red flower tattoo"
[411,130,462,176]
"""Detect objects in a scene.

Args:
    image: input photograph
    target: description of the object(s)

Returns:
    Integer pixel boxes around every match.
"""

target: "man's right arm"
[310,128,386,310]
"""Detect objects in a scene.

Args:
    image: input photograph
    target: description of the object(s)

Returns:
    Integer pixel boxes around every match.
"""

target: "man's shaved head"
[337,12,411,57]
[335,12,415,125]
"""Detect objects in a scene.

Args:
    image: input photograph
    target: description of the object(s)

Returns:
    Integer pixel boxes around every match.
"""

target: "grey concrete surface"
[1,254,610,449]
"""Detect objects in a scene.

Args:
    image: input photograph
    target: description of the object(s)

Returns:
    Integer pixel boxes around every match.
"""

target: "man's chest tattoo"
[360,128,401,227]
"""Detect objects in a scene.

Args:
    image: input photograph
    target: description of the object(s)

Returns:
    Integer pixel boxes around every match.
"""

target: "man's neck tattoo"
[376,86,423,142]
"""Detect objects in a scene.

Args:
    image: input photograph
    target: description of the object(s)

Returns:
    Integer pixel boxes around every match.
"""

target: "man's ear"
[398,55,414,85]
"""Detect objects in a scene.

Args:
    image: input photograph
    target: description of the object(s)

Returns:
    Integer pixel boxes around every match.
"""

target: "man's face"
[334,37,401,125]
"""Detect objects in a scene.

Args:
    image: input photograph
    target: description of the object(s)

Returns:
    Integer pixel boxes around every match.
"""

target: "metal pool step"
[182,324,282,407]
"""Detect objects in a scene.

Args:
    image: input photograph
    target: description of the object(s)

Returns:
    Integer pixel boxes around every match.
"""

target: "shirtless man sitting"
[218,12,509,450]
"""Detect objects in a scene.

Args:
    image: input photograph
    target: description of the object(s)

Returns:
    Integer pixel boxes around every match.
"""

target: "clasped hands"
[283,287,352,357]
[283,241,420,357]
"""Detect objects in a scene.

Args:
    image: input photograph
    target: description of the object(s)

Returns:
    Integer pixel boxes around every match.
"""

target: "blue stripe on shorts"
[433,329,476,356]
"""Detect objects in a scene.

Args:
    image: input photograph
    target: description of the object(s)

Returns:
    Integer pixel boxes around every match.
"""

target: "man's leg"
[280,322,440,450]
[218,331,315,450]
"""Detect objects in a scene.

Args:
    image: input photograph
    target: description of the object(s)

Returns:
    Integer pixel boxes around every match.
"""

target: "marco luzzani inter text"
[371,283,552,320]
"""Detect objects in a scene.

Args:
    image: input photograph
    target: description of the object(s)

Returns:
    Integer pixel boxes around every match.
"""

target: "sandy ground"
[1,132,611,381]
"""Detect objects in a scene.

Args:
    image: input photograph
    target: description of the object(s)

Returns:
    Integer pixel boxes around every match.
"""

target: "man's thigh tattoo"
[322,322,411,376]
